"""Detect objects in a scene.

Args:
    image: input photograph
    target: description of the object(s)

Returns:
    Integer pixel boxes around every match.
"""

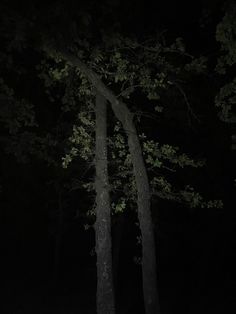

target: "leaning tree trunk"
[49,47,161,314]
[94,92,115,314]
[122,112,160,314]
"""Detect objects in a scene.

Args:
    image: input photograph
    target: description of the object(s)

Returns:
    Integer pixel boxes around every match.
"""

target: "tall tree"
[52,40,221,313]
[52,46,160,313]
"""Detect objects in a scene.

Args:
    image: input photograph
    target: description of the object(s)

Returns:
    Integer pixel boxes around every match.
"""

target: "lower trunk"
[53,187,63,285]
[53,229,62,283]
[94,92,115,314]
[123,113,160,314]
[112,214,125,292]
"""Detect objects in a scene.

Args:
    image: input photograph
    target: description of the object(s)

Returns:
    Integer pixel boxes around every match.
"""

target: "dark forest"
[1,0,236,313]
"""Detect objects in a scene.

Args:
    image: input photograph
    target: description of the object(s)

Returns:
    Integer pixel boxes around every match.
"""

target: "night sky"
[1,1,235,314]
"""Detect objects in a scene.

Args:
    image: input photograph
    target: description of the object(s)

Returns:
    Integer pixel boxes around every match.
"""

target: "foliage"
[0,78,37,134]
[216,1,236,72]
[0,2,224,227]
[215,78,236,122]
[62,111,95,168]
[0,76,40,163]
[34,31,223,216]
[215,1,236,122]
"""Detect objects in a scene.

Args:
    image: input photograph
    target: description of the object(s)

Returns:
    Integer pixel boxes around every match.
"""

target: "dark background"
[1,0,235,313]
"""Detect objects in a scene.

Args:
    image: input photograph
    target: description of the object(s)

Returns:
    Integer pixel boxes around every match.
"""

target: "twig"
[173,81,201,123]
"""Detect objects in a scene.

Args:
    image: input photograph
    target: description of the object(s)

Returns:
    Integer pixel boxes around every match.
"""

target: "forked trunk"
[51,48,161,314]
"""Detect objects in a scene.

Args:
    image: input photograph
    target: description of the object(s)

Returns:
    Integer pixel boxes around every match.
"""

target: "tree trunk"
[94,92,115,314]
[121,110,160,314]
[52,184,64,286]
[112,213,125,292]
[51,47,160,314]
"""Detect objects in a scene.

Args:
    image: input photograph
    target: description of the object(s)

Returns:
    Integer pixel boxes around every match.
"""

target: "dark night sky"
[1,1,236,313]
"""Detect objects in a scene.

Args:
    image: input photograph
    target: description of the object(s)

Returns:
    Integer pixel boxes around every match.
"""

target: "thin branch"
[116,84,142,98]
[134,110,162,121]
[173,81,201,123]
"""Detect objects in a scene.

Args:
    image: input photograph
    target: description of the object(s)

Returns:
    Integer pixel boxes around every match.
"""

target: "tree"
[51,35,222,314]
[51,44,160,314]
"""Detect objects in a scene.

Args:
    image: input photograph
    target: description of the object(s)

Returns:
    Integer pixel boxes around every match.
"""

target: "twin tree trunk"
[53,47,161,314]
[95,92,115,314]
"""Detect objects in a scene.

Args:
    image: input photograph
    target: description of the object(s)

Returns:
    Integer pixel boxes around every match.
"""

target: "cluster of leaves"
[179,185,223,209]
[140,136,222,208]
[37,54,94,112]
[0,77,44,164]
[0,78,37,135]
[215,1,236,122]
[62,110,95,168]
[216,1,236,72]
[215,78,236,122]
[150,177,223,209]
[141,135,204,169]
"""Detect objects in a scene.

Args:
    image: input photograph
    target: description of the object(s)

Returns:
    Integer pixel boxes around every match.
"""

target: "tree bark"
[120,107,160,314]
[53,186,63,285]
[112,213,125,293]
[94,92,115,314]
[51,47,160,314]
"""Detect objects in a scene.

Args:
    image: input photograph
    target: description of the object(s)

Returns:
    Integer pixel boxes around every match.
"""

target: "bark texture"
[51,47,160,314]
[53,186,63,284]
[112,213,125,292]
[94,92,115,314]
[121,108,160,314]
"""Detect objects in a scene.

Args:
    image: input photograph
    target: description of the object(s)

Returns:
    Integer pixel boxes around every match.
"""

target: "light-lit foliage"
[35,33,223,214]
